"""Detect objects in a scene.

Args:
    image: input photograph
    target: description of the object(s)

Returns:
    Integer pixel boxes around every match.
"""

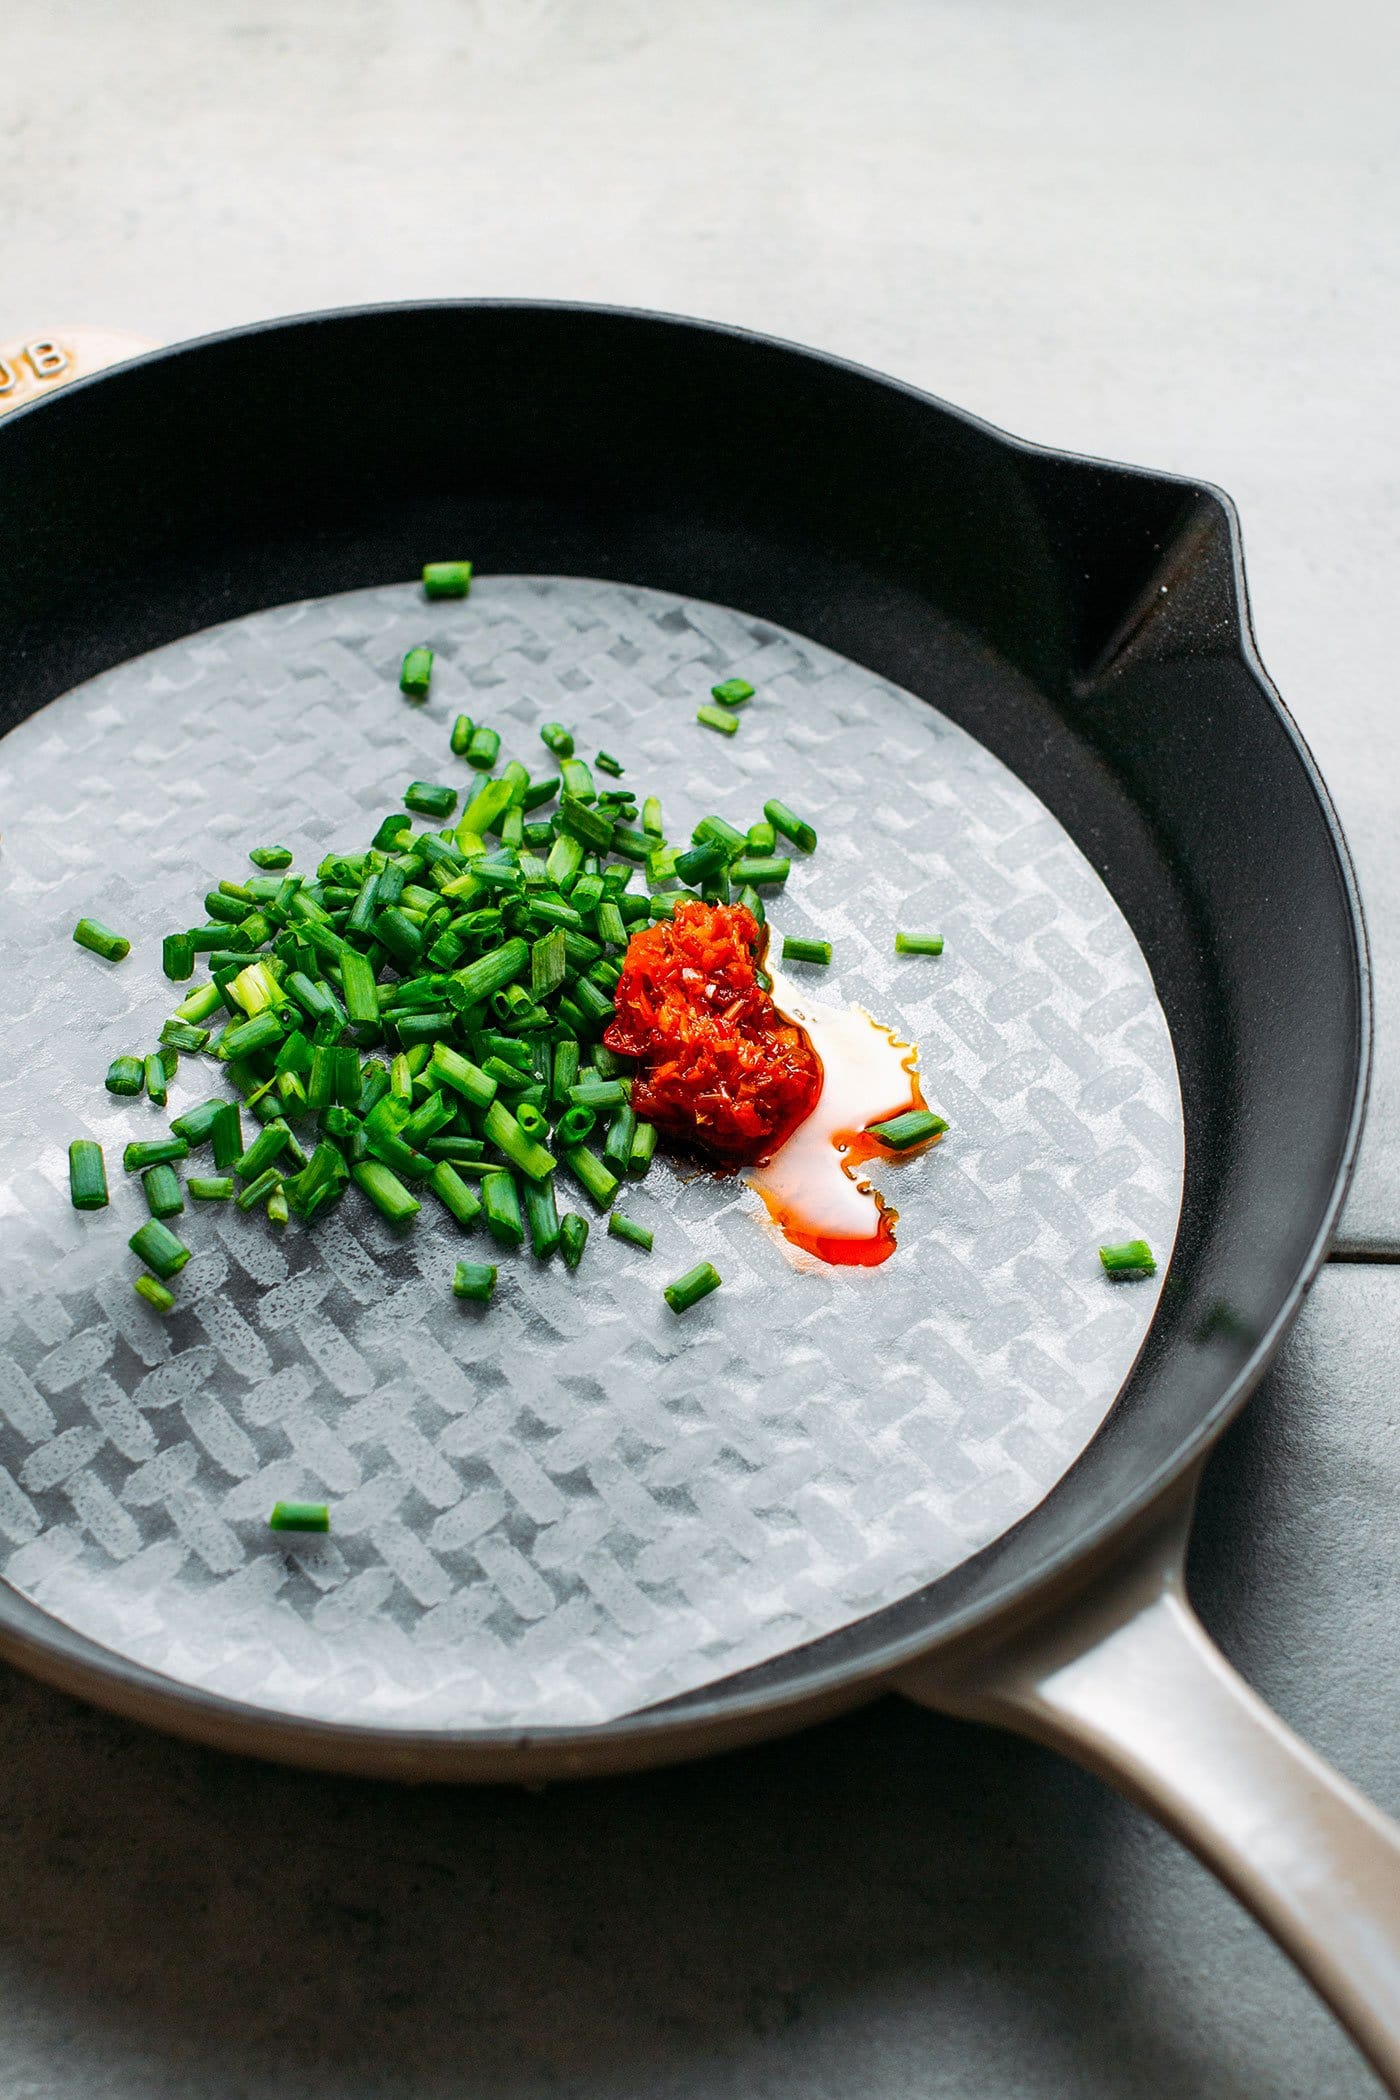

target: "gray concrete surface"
[2,3,1400,2093]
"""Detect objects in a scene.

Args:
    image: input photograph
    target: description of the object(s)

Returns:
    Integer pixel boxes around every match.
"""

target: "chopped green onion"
[480,1170,525,1247]
[400,646,434,699]
[68,1140,109,1211]
[422,559,472,598]
[466,726,501,771]
[540,722,574,759]
[169,1098,227,1146]
[595,750,624,777]
[104,1056,144,1098]
[696,705,739,736]
[531,926,567,1000]
[481,1098,556,1183]
[559,1212,589,1270]
[628,1121,657,1179]
[780,935,832,966]
[430,1161,483,1228]
[162,933,195,980]
[452,1260,497,1303]
[159,1018,210,1054]
[142,1163,184,1219]
[746,820,776,855]
[865,1108,948,1149]
[249,845,294,870]
[763,800,817,853]
[124,1137,189,1172]
[562,1144,619,1211]
[404,781,457,820]
[1099,1238,1157,1279]
[608,1212,653,1252]
[143,1053,170,1107]
[210,1101,244,1170]
[73,917,130,962]
[450,713,474,756]
[235,1120,292,1182]
[352,1160,422,1226]
[641,795,664,838]
[711,677,754,707]
[556,1104,596,1147]
[664,1261,721,1314]
[675,840,729,886]
[188,1175,235,1201]
[235,1167,283,1213]
[268,1500,330,1532]
[729,856,790,886]
[133,1274,176,1315]
[219,1010,284,1061]
[173,981,224,1024]
[894,932,944,956]
[523,1176,562,1259]
[128,1220,191,1279]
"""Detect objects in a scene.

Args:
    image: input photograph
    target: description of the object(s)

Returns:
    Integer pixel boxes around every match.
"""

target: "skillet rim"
[0,298,1372,1774]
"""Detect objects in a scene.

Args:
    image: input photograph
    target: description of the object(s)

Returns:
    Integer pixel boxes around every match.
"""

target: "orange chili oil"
[605,901,822,1165]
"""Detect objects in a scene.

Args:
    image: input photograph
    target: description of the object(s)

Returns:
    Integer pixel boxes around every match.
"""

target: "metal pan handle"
[897,1477,1400,2095]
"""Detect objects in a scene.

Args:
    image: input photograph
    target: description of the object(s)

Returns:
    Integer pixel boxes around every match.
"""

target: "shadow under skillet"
[0,1263,1390,2100]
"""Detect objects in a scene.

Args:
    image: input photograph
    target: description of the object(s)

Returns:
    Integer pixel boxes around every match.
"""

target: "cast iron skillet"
[2,303,1397,2086]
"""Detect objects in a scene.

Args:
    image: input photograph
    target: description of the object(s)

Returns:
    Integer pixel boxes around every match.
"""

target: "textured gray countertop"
[2,2,1398,2093]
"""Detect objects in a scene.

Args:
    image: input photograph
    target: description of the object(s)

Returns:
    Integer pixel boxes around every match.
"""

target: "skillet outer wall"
[0,302,1369,1779]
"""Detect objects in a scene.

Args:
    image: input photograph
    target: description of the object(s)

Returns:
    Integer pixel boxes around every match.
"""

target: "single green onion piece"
[540,722,574,759]
[188,1175,235,1201]
[596,899,628,948]
[747,820,776,855]
[423,559,472,599]
[427,1042,498,1110]
[595,750,624,777]
[450,713,474,756]
[664,1261,721,1315]
[675,840,728,886]
[372,813,412,852]
[105,1056,145,1098]
[235,1119,292,1182]
[133,1274,176,1315]
[608,1212,653,1252]
[266,1185,290,1228]
[453,1260,497,1304]
[560,757,595,801]
[340,947,380,1029]
[404,780,458,820]
[531,926,568,1000]
[159,1018,210,1054]
[144,1053,169,1107]
[763,800,818,853]
[865,1108,948,1149]
[1099,1238,1157,1279]
[559,1211,589,1270]
[73,917,130,962]
[480,1170,525,1247]
[729,856,790,886]
[562,1144,619,1211]
[556,1104,596,1147]
[641,795,664,838]
[162,932,195,981]
[696,705,739,736]
[453,936,530,1008]
[430,1161,483,1228]
[236,1167,283,1213]
[481,1098,556,1183]
[68,1140,109,1211]
[129,1219,191,1279]
[894,932,944,956]
[142,1163,184,1219]
[174,981,224,1024]
[124,1143,188,1184]
[557,796,615,852]
[523,1175,562,1259]
[249,845,294,870]
[352,1159,422,1226]
[627,1120,657,1179]
[711,677,754,708]
[210,1101,244,1170]
[569,1078,627,1111]
[268,1500,330,1532]
[780,935,832,966]
[603,1103,637,1172]
[400,646,434,699]
[219,1010,284,1061]
[466,726,501,771]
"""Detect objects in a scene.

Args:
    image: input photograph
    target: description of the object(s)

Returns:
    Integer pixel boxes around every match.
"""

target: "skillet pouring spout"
[901,1473,1400,2097]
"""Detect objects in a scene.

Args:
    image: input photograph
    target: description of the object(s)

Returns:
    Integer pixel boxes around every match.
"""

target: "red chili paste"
[604,901,822,1165]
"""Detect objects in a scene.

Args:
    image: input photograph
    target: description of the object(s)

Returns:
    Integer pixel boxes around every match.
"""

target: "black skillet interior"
[0,303,1368,1771]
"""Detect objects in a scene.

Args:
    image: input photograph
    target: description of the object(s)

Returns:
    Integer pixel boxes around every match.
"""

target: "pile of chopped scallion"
[67,570,837,1326]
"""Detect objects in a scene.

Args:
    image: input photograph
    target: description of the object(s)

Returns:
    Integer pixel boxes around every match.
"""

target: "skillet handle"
[896,1478,1400,2096]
